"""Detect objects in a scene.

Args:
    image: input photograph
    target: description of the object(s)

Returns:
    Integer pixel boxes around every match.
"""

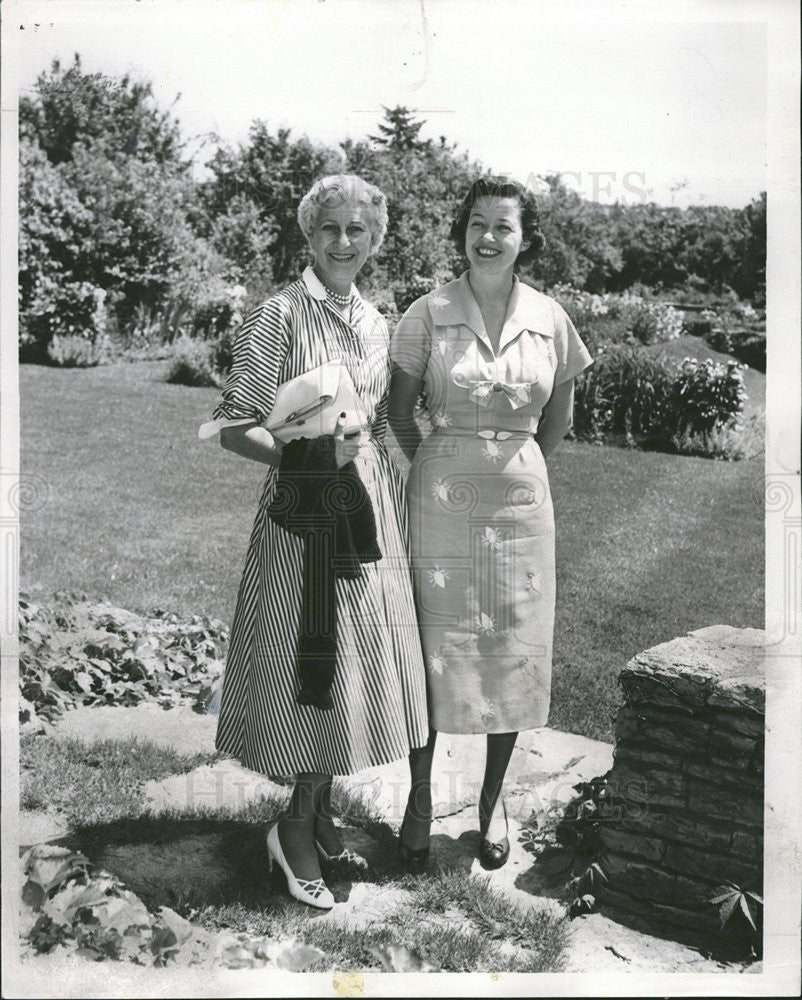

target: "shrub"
[683,308,718,340]
[190,283,248,341]
[625,300,684,345]
[705,321,765,373]
[572,347,747,456]
[46,333,111,368]
[700,302,766,372]
[572,346,673,445]
[210,328,236,380]
[165,336,220,388]
[547,284,609,320]
[392,273,440,316]
[728,331,766,372]
[549,285,684,354]
[671,421,760,461]
[672,357,748,436]
[597,290,684,345]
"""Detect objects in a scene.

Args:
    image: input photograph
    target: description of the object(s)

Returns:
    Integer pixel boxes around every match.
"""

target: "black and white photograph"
[1,0,799,996]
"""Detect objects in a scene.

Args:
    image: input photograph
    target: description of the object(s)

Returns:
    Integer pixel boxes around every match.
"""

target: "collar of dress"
[302,265,367,333]
[427,271,555,355]
[302,265,357,303]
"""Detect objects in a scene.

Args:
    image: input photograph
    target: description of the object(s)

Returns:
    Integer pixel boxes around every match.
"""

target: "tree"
[201,121,342,285]
[734,192,766,302]
[20,54,185,167]
[613,203,689,290]
[343,123,485,312]
[19,56,211,355]
[18,136,102,360]
[526,176,623,292]
[368,105,427,151]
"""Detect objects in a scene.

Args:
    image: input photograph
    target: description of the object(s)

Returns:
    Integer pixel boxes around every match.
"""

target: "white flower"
[525,571,542,597]
[430,294,450,307]
[431,412,452,428]
[427,566,450,588]
[436,336,449,356]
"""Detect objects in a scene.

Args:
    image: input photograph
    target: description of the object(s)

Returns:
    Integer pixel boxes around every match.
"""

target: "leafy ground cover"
[20,361,764,740]
[19,593,226,727]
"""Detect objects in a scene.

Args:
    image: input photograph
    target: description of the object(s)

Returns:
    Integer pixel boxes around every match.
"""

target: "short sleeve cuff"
[389,302,433,379]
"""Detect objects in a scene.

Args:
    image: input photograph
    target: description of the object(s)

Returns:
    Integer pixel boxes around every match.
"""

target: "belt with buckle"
[432,427,532,440]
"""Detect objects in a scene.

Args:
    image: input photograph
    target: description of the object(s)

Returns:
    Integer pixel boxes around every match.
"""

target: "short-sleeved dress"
[212,267,429,776]
[390,272,592,734]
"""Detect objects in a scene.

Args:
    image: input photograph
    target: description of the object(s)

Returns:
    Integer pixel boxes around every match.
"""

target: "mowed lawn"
[20,361,764,741]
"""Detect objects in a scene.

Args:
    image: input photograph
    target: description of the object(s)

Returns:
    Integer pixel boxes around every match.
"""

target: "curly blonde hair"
[297,174,388,252]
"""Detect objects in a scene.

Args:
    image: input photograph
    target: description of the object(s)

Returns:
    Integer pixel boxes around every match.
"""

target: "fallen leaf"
[369,943,440,973]
[276,942,326,971]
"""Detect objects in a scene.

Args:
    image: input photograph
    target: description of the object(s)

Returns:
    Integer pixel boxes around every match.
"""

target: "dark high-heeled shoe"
[397,812,430,873]
[478,798,510,871]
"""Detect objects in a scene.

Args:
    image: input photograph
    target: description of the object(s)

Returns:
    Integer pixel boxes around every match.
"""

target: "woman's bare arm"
[388,366,425,464]
[535,380,575,458]
[220,422,283,467]
[220,416,362,469]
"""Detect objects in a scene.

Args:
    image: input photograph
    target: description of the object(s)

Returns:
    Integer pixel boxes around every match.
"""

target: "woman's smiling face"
[310,202,375,293]
[465,195,528,275]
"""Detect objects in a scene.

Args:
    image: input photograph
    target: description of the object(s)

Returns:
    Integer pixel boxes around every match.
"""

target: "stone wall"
[598,625,764,949]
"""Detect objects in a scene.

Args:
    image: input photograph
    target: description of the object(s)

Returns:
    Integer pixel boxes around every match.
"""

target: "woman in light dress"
[389,177,593,870]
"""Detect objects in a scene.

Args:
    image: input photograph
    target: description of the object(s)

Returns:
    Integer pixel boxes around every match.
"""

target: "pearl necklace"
[325,286,352,307]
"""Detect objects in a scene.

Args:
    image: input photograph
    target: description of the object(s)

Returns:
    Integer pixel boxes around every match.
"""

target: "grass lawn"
[20,734,216,826]
[20,360,764,741]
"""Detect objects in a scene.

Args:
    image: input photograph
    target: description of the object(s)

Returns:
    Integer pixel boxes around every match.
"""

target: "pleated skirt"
[215,439,430,776]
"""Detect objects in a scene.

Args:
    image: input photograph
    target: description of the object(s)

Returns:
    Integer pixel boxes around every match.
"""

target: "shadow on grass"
[58,808,483,916]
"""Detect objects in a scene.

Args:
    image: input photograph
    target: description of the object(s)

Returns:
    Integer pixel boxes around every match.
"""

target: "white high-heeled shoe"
[314,838,369,870]
[266,822,334,910]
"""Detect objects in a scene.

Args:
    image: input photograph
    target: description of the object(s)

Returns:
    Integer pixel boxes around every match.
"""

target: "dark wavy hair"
[450,176,546,266]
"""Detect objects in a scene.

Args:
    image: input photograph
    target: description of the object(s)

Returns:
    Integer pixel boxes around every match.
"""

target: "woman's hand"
[333,412,367,468]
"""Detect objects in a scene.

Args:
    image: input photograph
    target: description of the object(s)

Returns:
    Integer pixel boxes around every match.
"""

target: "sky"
[10,0,769,208]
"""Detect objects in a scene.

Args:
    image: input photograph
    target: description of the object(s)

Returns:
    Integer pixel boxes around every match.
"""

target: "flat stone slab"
[127,721,613,828]
[564,911,737,973]
[144,758,288,814]
[23,702,749,974]
[50,703,218,757]
[623,625,765,714]
[335,728,614,830]
[18,811,71,849]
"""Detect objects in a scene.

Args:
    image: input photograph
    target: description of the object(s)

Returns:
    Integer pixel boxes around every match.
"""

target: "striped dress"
[211,267,429,776]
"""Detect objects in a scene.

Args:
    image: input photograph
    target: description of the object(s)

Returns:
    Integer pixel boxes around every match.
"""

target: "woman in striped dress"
[209,175,429,908]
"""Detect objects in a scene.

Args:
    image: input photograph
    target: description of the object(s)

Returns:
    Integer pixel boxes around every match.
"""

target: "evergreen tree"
[368,106,427,151]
